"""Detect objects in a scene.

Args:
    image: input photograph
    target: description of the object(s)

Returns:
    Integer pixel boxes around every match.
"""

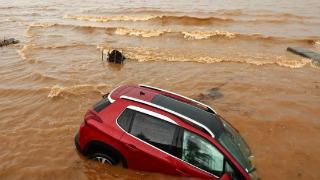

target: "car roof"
[152,94,224,138]
[108,84,223,138]
[108,84,157,103]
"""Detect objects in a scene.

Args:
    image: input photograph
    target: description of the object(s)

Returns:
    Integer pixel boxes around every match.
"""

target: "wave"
[18,45,31,60]
[182,31,236,39]
[47,84,111,98]
[113,27,241,39]
[37,6,57,11]
[28,23,158,36]
[29,22,59,28]
[63,14,234,25]
[0,84,111,98]
[26,23,318,45]
[20,43,95,51]
[63,14,157,22]
[27,23,108,34]
[97,46,313,69]
[79,8,314,20]
[112,27,317,44]
[64,11,318,25]
[18,43,96,62]
[155,15,312,25]
[151,15,234,25]
[30,43,94,50]
[67,13,304,25]
[114,28,235,39]
[25,23,59,37]
[114,27,168,38]
[213,9,315,21]
[21,72,62,83]
[18,40,319,70]
[27,23,230,39]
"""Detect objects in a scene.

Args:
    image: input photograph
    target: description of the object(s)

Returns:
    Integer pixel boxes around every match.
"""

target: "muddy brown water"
[1,0,320,179]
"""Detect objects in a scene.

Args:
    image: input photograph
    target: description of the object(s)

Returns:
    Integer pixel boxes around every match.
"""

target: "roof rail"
[139,84,216,114]
[107,85,122,103]
[120,95,215,138]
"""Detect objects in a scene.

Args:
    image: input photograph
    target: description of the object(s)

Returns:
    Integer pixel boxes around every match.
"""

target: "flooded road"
[0,0,320,179]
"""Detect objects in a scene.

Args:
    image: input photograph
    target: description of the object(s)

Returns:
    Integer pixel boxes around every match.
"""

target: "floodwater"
[0,0,320,179]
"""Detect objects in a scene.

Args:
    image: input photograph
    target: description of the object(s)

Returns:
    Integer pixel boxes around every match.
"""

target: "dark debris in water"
[103,49,126,64]
[287,47,320,61]
[208,87,223,98]
[195,87,224,102]
[0,38,19,47]
[287,46,320,67]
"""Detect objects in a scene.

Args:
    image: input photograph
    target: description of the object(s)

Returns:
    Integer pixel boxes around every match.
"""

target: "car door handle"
[125,143,139,151]
[176,168,189,176]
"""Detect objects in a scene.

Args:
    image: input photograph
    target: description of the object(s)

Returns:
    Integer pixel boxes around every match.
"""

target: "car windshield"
[217,116,254,172]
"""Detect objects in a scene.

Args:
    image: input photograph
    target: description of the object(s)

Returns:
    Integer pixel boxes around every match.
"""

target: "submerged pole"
[101,49,104,61]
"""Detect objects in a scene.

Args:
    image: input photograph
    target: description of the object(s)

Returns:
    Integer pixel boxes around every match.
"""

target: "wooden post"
[101,49,104,61]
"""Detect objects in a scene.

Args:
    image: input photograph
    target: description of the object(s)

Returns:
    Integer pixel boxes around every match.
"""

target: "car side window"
[182,130,224,176]
[117,109,134,132]
[129,111,177,155]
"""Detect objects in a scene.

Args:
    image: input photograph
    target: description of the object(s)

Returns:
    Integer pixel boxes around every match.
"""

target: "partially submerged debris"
[287,47,320,61]
[104,49,126,64]
[195,87,224,103]
[0,38,19,47]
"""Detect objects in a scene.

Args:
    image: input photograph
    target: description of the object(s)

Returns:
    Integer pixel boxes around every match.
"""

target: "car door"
[174,129,225,179]
[117,106,181,175]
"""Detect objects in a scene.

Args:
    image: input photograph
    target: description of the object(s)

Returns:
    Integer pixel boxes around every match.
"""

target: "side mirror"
[220,173,232,180]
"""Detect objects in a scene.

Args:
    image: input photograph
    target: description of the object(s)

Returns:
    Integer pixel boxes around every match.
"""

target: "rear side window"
[117,108,178,156]
[130,112,177,154]
[117,109,134,132]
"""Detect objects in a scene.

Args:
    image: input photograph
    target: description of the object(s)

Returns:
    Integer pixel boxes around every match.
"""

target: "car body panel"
[119,131,178,175]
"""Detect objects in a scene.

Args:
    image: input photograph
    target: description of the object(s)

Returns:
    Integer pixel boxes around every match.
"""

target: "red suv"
[75,84,258,180]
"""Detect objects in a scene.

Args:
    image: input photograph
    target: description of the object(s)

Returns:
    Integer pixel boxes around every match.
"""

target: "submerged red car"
[75,84,258,179]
